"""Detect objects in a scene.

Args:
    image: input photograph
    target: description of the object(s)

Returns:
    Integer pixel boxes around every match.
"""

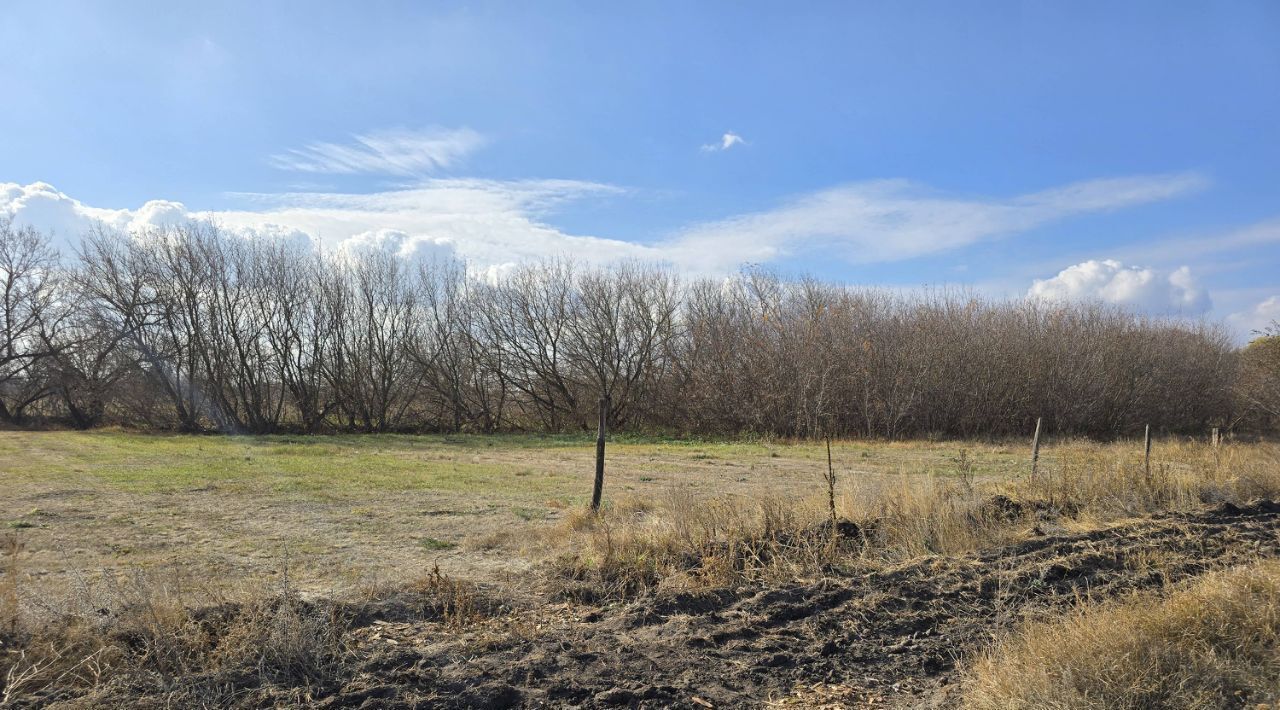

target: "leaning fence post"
[1030,416,1043,482]
[590,394,609,513]
[1143,424,1152,481]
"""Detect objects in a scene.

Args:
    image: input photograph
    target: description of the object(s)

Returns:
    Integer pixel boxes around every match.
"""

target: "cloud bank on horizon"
[3,165,1274,340]
[0,168,1208,273]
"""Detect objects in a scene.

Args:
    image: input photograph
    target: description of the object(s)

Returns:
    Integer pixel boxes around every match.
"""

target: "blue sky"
[2,1,1278,337]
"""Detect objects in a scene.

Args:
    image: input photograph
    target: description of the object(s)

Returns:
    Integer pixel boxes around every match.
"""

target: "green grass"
[512,506,549,521]
[0,431,586,498]
[0,430,1035,504]
[419,537,456,551]
[0,431,794,494]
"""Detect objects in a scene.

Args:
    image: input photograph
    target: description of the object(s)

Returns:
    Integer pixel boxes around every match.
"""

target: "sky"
[1,1,1278,339]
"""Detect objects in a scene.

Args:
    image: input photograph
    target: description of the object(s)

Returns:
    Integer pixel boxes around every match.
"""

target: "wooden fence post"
[1030,416,1042,481]
[825,434,837,535]
[590,394,609,513]
[1143,424,1152,481]
[1212,426,1221,467]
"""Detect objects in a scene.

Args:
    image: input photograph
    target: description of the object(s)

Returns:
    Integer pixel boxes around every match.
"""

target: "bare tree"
[260,241,338,432]
[564,263,680,428]
[479,261,580,430]
[412,256,507,432]
[325,247,422,432]
[0,219,66,422]
[1,222,1251,438]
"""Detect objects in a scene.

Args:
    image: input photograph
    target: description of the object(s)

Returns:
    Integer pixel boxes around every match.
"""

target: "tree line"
[1,217,1273,438]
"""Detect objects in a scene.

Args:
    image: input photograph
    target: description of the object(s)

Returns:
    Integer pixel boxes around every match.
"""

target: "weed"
[544,441,1280,600]
[953,448,975,491]
[420,537,456,551]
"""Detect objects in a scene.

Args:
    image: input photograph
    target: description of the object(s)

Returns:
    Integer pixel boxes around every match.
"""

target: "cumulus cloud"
[337,228,460,266]
[1,182,124,247]
[701,132,745,152]
[268,127,486,176]
[0,181,314,253]
[129,200,193,231]
[1028,259,1212,315]
[1228,295,1280,338]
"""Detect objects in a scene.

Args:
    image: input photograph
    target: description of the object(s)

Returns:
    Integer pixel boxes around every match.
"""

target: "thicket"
[0,217,1269,437]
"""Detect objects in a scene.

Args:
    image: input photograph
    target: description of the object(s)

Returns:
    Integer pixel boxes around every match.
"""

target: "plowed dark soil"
[52,501,1280,709]
[307,501,1280,709]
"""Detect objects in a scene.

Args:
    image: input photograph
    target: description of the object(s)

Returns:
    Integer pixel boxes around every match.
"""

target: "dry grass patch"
[544,441,1280,600]
[962,559,1280,710]
[0,551,496,706]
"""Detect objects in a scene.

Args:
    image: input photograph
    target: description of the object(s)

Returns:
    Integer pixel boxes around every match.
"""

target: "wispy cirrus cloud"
[268,127,486,176]
[660,172,1210,271]
[701,131,745,152]
[1229,295,1280,337]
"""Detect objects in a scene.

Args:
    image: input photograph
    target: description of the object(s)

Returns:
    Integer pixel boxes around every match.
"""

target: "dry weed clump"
[1014,438,1280,518]
[359,564,498,627]
[0,557,493,706]
[0,569,349,706]
[961,559,1280,709]
[548,492,864,601]
[547,442,1280,601]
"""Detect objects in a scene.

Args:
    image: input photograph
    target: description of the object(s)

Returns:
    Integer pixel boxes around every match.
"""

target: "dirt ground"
[50,500,1280,709]
[309,500,1280,709]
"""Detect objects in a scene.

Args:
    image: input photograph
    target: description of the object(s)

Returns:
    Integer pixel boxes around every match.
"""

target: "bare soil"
[59,499,1279,709]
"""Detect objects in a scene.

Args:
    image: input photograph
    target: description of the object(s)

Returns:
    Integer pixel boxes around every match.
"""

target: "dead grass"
[961,559,1280,709]
[0,553,493,706]
[544,440,1280,600]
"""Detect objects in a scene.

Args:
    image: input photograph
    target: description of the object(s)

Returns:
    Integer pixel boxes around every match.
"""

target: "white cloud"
[1228,295,1280,338]
[0,181,313,253]
[337,228,459,266]
[1110,217,1280,268]
[701,132,745,152]
[664,172,1209,271]
[0,182,199,239]
[268,127,486,176]
[1,170,1207,278]
[129,200,192,231]
[218,178,654,268]
[1028,259,1212,315]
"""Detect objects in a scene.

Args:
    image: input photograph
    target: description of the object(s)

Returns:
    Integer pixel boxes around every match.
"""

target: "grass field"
[1,431,1026,594]
[0,430,1082,594]
[3,430,1279,707]
[0,430,1259,596]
